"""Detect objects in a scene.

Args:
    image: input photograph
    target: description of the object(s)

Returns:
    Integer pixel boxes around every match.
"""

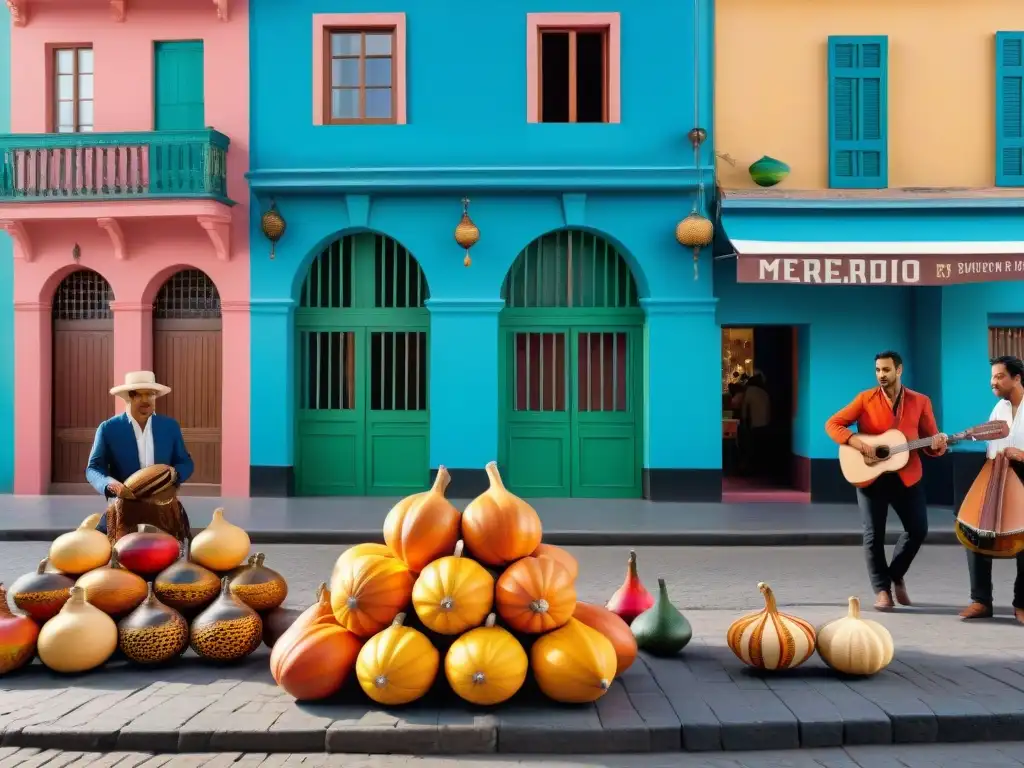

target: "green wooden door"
[296,233,430,496]
[154,41,205,130]
[499,231,644,498]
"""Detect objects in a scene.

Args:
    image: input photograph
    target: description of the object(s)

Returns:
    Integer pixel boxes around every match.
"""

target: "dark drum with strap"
[105,463,193,544]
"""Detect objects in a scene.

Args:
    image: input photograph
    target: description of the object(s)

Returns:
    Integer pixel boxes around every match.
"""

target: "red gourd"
[114,525,180,579]
[0,583,39,674]
[605,550,653,625]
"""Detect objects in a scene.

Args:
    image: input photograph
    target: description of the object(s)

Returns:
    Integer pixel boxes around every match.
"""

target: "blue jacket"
[86,412,195,498]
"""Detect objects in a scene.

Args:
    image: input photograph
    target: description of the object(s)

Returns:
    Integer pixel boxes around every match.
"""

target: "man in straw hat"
[86,371,194,535]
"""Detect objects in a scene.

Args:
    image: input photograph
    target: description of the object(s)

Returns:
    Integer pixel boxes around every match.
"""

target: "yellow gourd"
[331,552,414,638]
[444,613,527,706]
[412,540,494,635]
[726,582,816,671]
[530,618,616,704]
[383,465,461,573]
[356,612,439,706]
[37,586,118,673]
[190,508,251,572]
[816,596,895,676]
[48,514,111,576]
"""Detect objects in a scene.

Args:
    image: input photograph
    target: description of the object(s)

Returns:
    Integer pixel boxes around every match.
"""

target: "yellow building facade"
[715,0,1024,190]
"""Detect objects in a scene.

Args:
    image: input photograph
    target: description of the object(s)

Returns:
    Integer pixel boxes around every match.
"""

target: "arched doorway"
[295,233,429,496]
[51,269,114,490]
[499,230,643,498]
[153,269,223,491]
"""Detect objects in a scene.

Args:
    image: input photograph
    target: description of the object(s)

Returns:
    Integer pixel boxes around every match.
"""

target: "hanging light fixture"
[675,0,715,280]
[261,199,286,260]
[454,197,480,267]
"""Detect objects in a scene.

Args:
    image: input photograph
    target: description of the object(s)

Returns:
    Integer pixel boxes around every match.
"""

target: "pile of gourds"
[0,505,290,675]
[268,462,640,706]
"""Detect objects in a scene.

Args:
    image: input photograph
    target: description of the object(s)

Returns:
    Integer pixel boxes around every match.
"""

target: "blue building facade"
[247,0,720,498]
[0,16,12,493]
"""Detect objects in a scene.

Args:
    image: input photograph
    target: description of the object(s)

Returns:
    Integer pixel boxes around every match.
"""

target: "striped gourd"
[726,582,816,670]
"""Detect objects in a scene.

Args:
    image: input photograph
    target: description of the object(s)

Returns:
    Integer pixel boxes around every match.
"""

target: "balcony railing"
[0,129,231,203]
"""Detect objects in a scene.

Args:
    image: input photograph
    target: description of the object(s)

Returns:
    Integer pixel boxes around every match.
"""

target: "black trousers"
[856,474,929,594]
[967,549,1024,610]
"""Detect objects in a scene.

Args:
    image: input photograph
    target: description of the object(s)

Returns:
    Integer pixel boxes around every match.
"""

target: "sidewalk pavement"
[0,494,959,546]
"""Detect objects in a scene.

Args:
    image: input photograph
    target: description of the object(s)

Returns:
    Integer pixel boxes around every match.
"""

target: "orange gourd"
[461,462,542,566]
[74,550,149,618]
[412,540,494,635]
[271,614,363,701]
[263,582,333,649]
[331,552,414,638]
[495,556,576,634]
[572,601,637,676]
[531,618,617,703]
[356,612,439,706]
[531,543,579,581]
[0,583,39,674]
[330,543,394,587]
[383,466,461,573]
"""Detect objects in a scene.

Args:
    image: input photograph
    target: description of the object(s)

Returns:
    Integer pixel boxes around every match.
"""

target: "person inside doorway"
[740,370,772,477]
[825,351,947,612]
[85,371,194,536]
[959,355,1024,623]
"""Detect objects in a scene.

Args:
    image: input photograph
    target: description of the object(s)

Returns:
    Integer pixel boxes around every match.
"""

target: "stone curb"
[2,649,1023,755]
[0,528,961,546]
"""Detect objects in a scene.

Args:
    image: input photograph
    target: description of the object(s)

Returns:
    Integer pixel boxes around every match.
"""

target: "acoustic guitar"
[838,420,1009,486]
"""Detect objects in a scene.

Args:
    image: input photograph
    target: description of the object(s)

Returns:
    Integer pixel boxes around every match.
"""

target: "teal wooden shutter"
[154,41,205,131]
[828,36,888,189]
[996,32,1024,186]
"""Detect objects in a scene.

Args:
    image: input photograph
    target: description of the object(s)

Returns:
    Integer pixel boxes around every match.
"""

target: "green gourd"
[630,578,692,656]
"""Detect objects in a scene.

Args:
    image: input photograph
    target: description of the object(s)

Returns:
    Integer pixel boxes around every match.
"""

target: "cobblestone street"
[3,542,1024,756]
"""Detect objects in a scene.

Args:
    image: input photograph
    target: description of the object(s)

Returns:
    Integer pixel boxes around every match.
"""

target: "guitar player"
[959,355,1024,623]
[825,351,948,612]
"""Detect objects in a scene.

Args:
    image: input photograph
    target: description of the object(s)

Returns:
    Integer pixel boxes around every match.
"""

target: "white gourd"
[815,596,894,676]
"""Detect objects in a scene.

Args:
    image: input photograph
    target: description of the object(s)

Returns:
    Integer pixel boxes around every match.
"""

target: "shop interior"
[721,325,808,502]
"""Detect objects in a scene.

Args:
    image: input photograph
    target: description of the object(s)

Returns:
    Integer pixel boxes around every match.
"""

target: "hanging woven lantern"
[676,211,714,280]
[454,197,480,267]
[261,201,286,260]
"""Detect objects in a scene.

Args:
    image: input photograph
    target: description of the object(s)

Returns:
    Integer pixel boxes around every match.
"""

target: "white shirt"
[986,398,1024,458]
[128,413,155,469]
[742,386,771,429]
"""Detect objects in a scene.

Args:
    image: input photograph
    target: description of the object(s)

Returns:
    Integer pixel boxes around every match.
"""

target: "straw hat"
[109,371,171,402]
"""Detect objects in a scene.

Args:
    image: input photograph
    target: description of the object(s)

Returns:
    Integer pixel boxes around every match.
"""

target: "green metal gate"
[295,233,429,496]
[498,230,643,498]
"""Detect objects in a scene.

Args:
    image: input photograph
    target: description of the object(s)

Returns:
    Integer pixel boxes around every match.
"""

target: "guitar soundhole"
[875,446,890,460]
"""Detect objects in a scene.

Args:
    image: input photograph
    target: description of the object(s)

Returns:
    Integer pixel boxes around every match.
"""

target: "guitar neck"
[889,434,962,455]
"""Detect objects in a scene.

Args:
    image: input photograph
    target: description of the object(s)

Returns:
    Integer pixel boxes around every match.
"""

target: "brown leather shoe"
[893,580,912,606]
[874,590,895,611]
[960,602,994,620]
[1015,608,1024,625]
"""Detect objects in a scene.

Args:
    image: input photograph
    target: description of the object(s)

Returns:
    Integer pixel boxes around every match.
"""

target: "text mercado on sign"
[736,255,1024,285]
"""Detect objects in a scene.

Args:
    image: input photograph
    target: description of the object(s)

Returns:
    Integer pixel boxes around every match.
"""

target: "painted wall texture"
[0,15,12,493]
[248,0,718,498]
[714,0,1024,190]
[3,1,251,496]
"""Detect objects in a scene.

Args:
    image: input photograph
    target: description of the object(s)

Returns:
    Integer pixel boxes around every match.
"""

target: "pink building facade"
[2,0,250,496]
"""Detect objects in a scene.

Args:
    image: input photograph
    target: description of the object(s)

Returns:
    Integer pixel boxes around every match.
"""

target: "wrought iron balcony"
[0,129,232,204]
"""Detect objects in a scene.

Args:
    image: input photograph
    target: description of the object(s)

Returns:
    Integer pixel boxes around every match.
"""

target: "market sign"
[735,255,1024,285]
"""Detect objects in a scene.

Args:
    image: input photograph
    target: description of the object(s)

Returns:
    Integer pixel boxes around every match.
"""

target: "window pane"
[365,58,391,87]
[330,33,360,56]
[78,73,93,100]
[331,88,360,119]
[58,101,74,126]
[57,74,74,100]
[78,100,94,126]
[77,48,93,74]
[365,88,391,119]
[539,32,570,123]
[56,49,74,74]
[364,33,392,56]
[331,58,360,87]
